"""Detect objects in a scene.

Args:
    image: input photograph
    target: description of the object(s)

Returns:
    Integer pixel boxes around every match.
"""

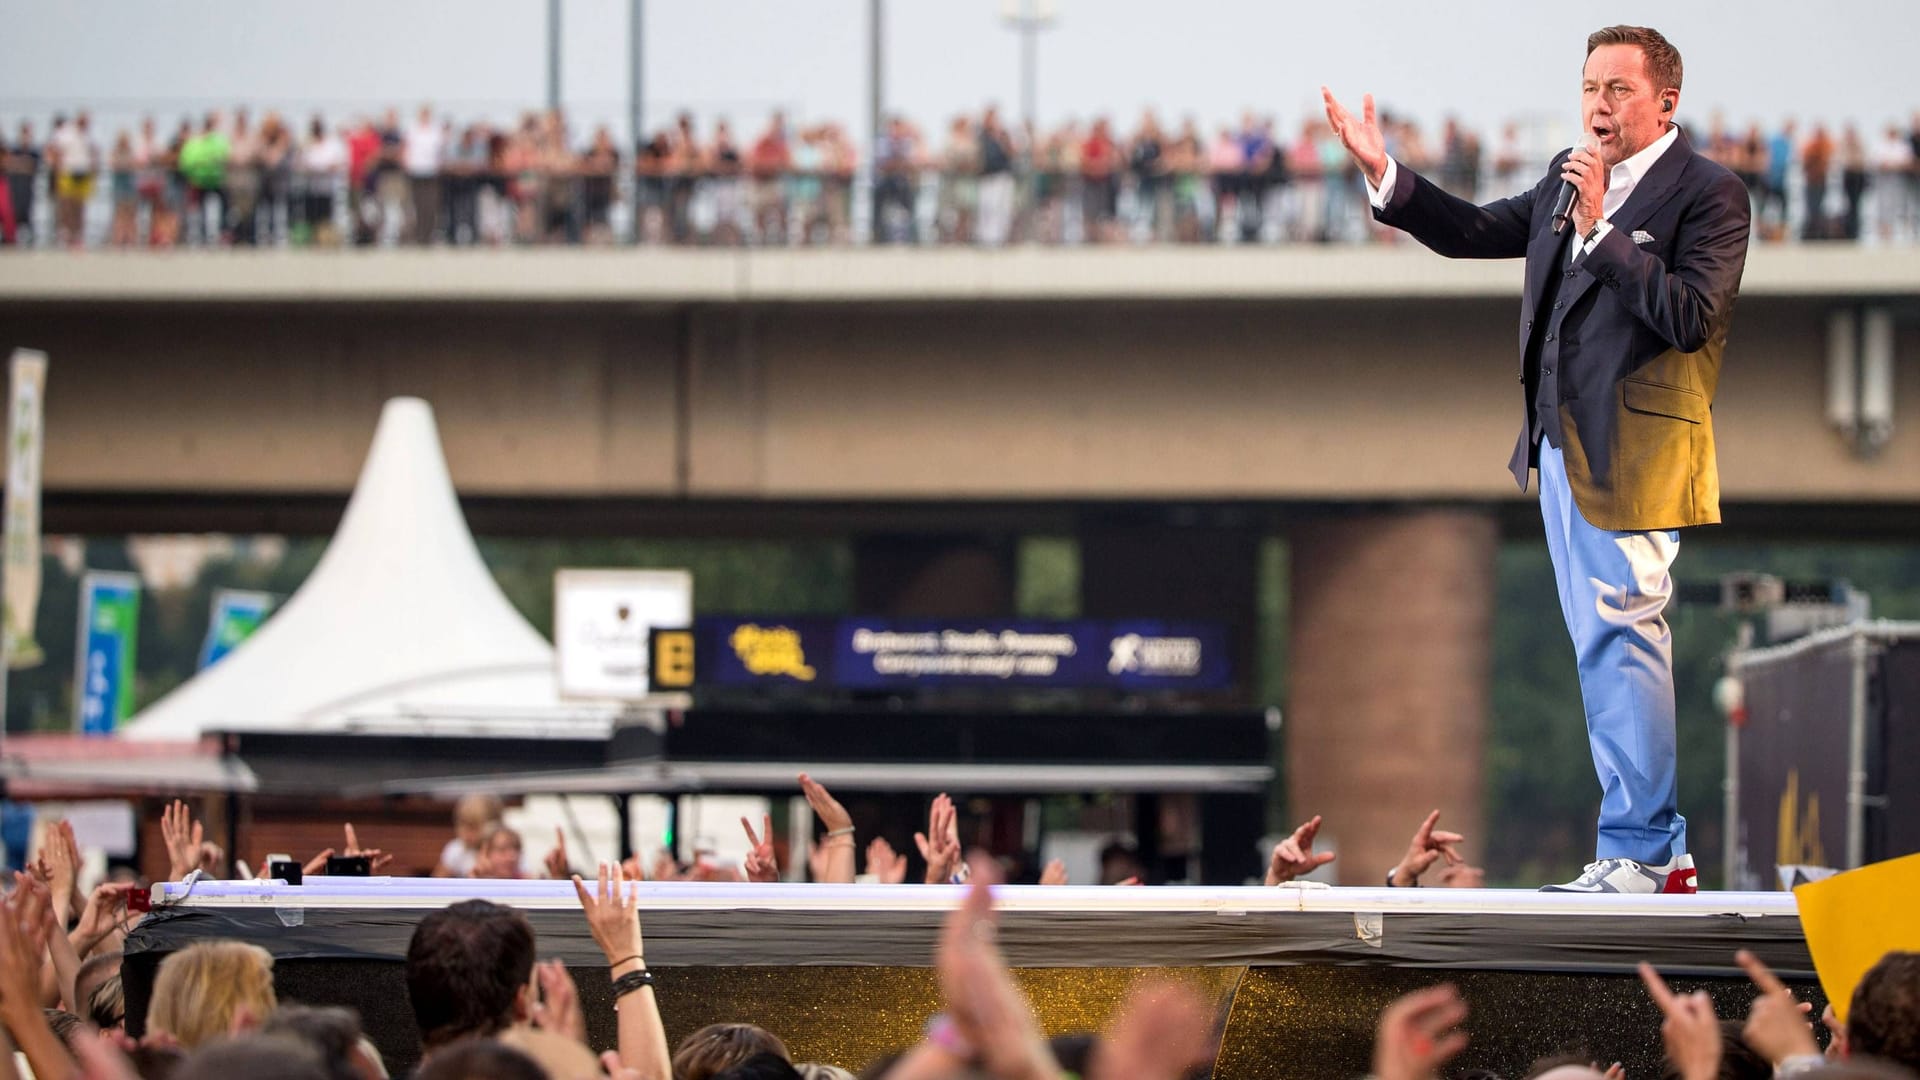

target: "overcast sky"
[4,1,1914,150]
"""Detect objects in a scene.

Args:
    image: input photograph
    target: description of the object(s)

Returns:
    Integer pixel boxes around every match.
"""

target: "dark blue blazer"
[1375,125,1751,531]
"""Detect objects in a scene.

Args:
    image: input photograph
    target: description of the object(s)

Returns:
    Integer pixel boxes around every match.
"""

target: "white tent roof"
[125,398,619,741]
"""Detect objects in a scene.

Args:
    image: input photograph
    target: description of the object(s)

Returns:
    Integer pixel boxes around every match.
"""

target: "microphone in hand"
[1551,134,1601,235]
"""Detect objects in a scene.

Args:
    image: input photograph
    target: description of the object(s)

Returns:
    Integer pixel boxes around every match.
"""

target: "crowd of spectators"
[3,104,1917,250]
[0,781,1915,1080]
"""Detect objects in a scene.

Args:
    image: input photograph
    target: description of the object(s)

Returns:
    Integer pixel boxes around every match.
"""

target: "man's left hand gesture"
[1561,138,1608,237]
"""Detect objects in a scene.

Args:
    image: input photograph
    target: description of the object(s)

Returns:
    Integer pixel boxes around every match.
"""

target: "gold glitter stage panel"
[1211,966,1829,1080]
[637,965,1247,1075]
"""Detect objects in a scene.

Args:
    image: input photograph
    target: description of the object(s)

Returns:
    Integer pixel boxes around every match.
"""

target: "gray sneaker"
[1539,857,1670,894]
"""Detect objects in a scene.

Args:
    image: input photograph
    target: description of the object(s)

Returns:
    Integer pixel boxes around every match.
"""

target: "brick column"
[1288,509,1496,886]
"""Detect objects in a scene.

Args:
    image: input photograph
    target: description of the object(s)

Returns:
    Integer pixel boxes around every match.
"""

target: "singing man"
[1323,25,1750,893]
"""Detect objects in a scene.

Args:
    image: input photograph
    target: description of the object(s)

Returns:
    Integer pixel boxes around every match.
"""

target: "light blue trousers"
[1537,439,1689,866]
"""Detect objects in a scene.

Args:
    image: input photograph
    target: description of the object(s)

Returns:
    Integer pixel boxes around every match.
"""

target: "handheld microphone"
[1550,134,1602,235]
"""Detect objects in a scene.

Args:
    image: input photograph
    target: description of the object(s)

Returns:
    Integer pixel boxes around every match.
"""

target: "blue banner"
[75,571,141,735]
[693,616,1230,692]
[198,589,274,669]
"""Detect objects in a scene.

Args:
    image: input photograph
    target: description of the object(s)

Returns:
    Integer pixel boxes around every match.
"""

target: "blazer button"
[1564,268,1577,278]
[1554,300,1564,309]
[1545,333,1555,342]
[1543,367,1554,376]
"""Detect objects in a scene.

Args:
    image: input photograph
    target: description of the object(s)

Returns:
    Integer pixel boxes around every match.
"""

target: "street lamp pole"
[547,0,563,114]
[629,0,644,144]
[999,0,1057,135]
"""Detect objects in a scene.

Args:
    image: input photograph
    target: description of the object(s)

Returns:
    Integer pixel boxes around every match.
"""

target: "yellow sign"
[651,630,695,689]
[1794,852,1920,1022]
[729,623,817,681]
[1776,768,1826,870]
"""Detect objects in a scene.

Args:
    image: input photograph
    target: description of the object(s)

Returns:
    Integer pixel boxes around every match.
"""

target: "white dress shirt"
[1366,123,1681,259]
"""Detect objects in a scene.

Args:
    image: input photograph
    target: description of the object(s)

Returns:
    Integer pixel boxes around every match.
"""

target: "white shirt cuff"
[1578,219,1614,258]
[1364,156,1399,210]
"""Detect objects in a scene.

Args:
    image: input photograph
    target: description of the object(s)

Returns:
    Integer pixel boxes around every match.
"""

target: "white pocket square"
[1631,230,1656,245]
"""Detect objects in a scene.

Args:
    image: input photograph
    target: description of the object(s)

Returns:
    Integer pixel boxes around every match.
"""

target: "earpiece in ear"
[1661,99,1673,113]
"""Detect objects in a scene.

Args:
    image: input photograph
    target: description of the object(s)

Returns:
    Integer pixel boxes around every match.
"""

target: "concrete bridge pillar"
[1288,509,1496,886]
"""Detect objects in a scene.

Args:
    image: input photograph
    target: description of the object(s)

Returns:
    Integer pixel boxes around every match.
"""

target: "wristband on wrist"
[925,1013,976,1063]
[611,968,655,1000]
[825,825,855,838]
[1386,867,1418,888]
[609,953,643,969]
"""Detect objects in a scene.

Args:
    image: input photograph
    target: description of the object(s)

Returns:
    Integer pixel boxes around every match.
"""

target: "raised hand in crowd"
[542,827,573,881]
[17,869,86,1014]
[571,861,671,1080]
[529,958,587,1045]
[647,851,681,883]
[800,773,857,884]
[1819,1004,1847,1061]
[915,793,962,886]
[1639,962,1722,1080]
[866,837,909,885]
[70,881,137,961]
[1265,815,1337,885]
[931,857,1059,1080]
[38,821,82,925]
[267,822,396,880]
[0,874,73,1080]
[159,800,223,882]
[340,823,394,873]
[1735,950,1819,1067]
[742,814,780,883]
[1388,810,1467,887]
[1039,859,1069,887]
[1085,980,1217,1080]
[1372,984,1469,1080]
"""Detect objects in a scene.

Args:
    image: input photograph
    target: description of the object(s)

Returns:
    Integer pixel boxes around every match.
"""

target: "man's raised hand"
[1322,86,1389,187]
[1265,814,1336,886]
[1392,810,1466,886]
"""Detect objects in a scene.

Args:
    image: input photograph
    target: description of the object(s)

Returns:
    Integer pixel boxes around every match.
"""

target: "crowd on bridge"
[0,779,1916,1080]
[2,103,1918,250]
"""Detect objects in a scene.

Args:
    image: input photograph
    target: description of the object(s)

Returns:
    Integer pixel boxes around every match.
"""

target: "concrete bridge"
[4,246,1916,882]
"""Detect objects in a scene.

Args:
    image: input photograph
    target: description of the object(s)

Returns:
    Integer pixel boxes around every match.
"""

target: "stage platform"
[127,881,1817,1079]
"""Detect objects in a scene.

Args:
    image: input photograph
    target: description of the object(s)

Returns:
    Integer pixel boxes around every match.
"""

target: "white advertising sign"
[554,569,693,701]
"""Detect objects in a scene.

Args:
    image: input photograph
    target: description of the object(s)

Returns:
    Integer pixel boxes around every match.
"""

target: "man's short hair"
[1848,951,1920,1073]
[405,900,535,1050]
[43,1009,84,1053]
[1586,25,1684,93]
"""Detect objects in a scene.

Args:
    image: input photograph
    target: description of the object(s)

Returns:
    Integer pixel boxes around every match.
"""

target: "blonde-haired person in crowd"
[471,825,527,880]
[147,940,277,1049]
[434,794,503,877]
